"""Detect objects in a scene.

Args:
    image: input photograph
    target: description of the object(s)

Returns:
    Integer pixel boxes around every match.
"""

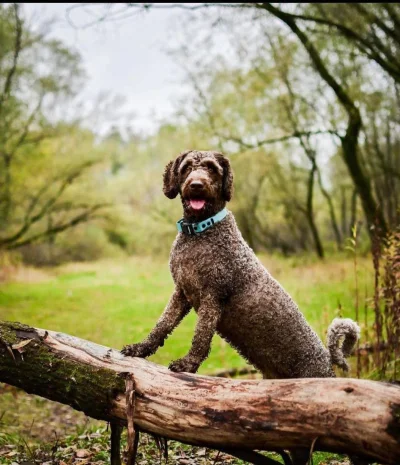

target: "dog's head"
[163,150,233,220]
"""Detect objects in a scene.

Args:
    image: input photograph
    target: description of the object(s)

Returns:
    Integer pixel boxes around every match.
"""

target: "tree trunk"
[305,161,324,258]
[0,154,12,225]
[350,188,358,237]
[341,186,348,238]
[0,321,399,464]
[341,123,388,237]
[316,167,342,250]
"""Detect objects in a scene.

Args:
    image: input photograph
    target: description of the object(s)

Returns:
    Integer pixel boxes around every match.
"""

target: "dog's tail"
[327,318,361,371]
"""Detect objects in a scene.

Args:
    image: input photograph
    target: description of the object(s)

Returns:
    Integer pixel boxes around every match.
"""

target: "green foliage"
[368,227,400,380]
[19,224,124,266]
[0,5,112,256]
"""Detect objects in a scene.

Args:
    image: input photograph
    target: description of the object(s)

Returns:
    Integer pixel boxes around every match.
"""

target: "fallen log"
[0,321,399,464]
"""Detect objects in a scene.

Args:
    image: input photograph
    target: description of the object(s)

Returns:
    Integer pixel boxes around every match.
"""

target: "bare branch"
[349,4,399,45]
[6,204,107,249]
[0,161,98,247]
[5,94,46,161]
[65,3,249,29]
[255,4,400,83]
[382,3,400,32]
[216,129,339,150]
[182,67,224,152]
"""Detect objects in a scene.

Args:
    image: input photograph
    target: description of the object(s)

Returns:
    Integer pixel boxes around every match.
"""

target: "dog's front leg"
[169,295,221,373]
[121,288,191,357]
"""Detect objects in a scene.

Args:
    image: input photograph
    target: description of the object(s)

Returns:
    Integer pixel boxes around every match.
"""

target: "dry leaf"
[75,449,91,458]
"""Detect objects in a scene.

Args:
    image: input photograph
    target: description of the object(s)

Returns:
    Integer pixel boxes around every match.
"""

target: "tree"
[0,4,109,250]
[257,3,388,239]
[361,86,400,229]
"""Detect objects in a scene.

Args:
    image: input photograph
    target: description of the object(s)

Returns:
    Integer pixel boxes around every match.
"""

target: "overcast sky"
[23,3,189,134]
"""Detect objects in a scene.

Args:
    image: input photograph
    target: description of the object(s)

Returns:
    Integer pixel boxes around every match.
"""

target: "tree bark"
[0,321,399,464]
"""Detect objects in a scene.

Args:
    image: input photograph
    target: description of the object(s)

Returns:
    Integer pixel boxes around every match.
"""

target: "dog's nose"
[190,181,203,191]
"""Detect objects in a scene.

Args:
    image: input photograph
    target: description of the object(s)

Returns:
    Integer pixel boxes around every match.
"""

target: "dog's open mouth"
[184,197,207,211]
[189,199,206,210]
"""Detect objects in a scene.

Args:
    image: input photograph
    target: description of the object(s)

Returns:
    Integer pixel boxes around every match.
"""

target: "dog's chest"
[169,232,234,307]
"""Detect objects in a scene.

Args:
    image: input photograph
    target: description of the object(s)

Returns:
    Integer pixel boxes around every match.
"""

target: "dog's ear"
[162,150,191,199]
[215,153,233,201]
[163,160,177,199]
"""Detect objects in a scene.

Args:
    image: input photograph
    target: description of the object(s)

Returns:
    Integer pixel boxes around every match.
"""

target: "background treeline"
[0,3,399,266]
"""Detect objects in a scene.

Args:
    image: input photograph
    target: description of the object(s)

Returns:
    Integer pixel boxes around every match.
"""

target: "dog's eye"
[180,164,191,175]
[205,162,218,173]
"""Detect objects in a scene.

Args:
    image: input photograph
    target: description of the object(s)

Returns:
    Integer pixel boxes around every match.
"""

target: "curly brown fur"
[121,150,362,465]
[327,318,360,371]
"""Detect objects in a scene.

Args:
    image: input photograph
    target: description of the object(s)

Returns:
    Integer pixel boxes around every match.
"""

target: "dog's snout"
[190,181,204,191]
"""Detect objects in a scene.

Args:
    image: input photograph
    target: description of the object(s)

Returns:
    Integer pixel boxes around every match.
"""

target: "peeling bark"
[0,321,399,464]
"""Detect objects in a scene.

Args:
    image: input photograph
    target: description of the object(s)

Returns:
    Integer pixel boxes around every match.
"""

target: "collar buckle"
[177,208,228,236]
[181,221,195,236]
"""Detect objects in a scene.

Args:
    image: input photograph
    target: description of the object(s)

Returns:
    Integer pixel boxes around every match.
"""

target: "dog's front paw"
[168,356,200,373]
[121,343,152,358]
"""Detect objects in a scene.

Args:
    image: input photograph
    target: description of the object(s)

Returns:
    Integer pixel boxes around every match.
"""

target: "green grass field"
[0,253,373,375]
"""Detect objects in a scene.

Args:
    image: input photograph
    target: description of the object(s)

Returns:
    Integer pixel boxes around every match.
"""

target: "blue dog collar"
[177,207,228,236]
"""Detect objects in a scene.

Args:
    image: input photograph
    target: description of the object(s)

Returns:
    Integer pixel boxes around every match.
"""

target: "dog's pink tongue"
[190,199,205,210]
